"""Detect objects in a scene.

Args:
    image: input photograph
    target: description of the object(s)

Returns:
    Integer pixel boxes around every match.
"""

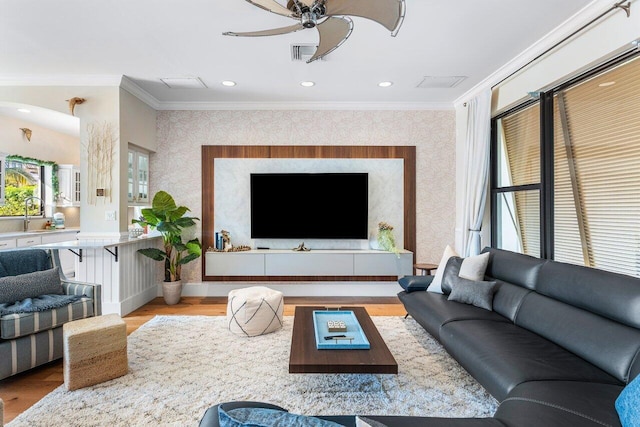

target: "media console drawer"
[266,252,353,276]
[204,250,412,279]
[354,252,412,276]
[205,252,265,276]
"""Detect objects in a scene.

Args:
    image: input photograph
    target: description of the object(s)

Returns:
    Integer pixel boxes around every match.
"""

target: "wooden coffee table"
[289,306,398,374]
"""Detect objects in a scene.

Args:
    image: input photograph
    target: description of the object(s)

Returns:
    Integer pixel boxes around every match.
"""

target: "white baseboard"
[179,281,401,297]
[103,286,158,316]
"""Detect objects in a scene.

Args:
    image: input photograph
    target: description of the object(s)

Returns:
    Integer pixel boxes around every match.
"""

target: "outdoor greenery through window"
[492,53,640,278]
[0,157,43,217]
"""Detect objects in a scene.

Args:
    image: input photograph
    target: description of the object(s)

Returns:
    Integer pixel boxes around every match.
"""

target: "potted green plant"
[132,190,202,305]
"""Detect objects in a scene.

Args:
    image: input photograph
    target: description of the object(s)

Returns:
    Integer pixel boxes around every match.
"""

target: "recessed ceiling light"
[300,81,315,87]
[17,108,31,113]
[221,80,236,87]
[598,81,616,87]
[378,81,393,87]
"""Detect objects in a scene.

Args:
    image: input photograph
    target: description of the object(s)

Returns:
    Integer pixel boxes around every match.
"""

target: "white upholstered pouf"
[227,286,284,337]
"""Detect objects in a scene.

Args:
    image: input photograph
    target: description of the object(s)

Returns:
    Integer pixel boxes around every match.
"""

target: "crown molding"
[0,74,123,87]
[0,74,454,111]
[155,101,454,111]
[453,0,613,108]
[120,76,161,109]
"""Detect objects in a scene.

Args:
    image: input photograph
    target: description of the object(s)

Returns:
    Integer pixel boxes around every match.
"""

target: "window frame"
[490,49,640,263]
[0,156,50,218]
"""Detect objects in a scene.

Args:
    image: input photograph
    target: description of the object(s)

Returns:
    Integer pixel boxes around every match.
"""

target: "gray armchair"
[0,249,101,380]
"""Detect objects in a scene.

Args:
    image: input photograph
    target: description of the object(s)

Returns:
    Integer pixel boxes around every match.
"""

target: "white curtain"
[461,88,492,256]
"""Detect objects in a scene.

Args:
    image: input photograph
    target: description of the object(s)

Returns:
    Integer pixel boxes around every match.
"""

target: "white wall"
[494,1,640,114]
[118,87,157,231]
[154,109,457,283]
[0,115,79,164]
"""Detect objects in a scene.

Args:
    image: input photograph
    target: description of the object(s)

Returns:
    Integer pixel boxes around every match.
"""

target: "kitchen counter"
[0,227,80,239]
[33,234,160,250]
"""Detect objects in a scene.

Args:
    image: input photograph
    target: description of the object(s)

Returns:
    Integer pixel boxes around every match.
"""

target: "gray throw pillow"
[0,267,63,304]
[447,275,497,311]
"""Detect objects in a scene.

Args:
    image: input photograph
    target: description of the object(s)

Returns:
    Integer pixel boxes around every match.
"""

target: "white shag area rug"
[9,315,498,426]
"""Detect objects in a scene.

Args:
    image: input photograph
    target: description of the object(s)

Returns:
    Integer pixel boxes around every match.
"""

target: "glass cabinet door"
[136,152,149,203]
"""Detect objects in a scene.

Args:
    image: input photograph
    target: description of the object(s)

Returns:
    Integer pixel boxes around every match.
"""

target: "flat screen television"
[250,173,368,239]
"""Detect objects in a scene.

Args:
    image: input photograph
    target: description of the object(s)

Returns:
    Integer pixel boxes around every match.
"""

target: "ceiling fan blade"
[245,0,295,17]
[325,0,405,34]
[307,16,353,63]
[223,23,305,37]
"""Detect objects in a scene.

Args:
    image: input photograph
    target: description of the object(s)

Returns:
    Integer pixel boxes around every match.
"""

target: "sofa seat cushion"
[495,381,623,427]
[1,297,94,339]
[439,320,621,401]
[397,291,510,340]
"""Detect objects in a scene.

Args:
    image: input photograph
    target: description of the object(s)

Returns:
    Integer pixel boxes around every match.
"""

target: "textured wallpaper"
[154,110,456,283]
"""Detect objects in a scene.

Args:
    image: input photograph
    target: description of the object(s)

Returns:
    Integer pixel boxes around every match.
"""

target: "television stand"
[204,249,413,282]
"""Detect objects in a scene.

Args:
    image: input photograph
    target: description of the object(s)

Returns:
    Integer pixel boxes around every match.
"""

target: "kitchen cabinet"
[0,238,16,250]
[127,148,149,205]
[17,235,42,247]
[57,164,81,206]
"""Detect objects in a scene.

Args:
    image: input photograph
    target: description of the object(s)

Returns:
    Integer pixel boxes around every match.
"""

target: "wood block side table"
[414,263,438,276]
[63,313,128,391]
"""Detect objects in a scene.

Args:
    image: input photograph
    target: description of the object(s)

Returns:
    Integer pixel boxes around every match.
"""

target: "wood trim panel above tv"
[201,145,416,282]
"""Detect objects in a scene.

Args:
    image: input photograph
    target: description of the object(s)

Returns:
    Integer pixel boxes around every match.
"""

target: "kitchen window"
[0,157,45,217]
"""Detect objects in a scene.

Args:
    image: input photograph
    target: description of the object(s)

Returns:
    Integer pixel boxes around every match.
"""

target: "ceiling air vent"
[291,44,321,62]
[160,77,207,89]
[417,76,467,89]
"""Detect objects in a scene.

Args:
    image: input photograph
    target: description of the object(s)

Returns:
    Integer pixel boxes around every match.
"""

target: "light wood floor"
[0,296,405,423]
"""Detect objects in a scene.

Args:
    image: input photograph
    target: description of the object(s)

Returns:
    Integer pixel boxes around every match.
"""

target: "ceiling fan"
[223,0,406,63]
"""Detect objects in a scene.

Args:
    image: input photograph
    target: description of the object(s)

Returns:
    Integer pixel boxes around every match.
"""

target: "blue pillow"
[398,275,433,293]
[219,407,343,427]
[616,375,640,427]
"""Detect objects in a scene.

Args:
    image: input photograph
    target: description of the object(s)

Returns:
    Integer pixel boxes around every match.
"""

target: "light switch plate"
[105,210,117,221]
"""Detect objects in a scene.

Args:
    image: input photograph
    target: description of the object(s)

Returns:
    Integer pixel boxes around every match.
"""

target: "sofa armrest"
[398,275,434,293]
[62,279,102,316]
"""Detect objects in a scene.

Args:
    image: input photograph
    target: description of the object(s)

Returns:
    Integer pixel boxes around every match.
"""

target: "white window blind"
[554,56,640,277]
[499,104,541,256]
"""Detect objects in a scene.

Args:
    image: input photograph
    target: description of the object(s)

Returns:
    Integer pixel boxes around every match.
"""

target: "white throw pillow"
[356,415,387,427]
[459,252,490,281]
[427,244,459,294]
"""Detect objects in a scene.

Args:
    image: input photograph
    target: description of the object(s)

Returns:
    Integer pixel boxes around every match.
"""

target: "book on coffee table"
[312,310,370,350]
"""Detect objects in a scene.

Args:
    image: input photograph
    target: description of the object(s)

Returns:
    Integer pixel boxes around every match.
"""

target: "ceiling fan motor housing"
[301,12,317,28]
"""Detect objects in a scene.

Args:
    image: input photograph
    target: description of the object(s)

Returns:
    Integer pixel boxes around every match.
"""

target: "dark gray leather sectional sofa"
[200,247,640,427]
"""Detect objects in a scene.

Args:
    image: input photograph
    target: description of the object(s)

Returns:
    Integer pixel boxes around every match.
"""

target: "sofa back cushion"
[0,249,52,277]
[490,281,532,322]
[536,260,640,329]
[482,247,546,290]
[516,292,640,383]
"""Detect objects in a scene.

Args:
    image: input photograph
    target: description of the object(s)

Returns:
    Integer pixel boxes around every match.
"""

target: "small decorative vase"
[377,229,397,252]
[162,280,182,305]
[369,232,381,250]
